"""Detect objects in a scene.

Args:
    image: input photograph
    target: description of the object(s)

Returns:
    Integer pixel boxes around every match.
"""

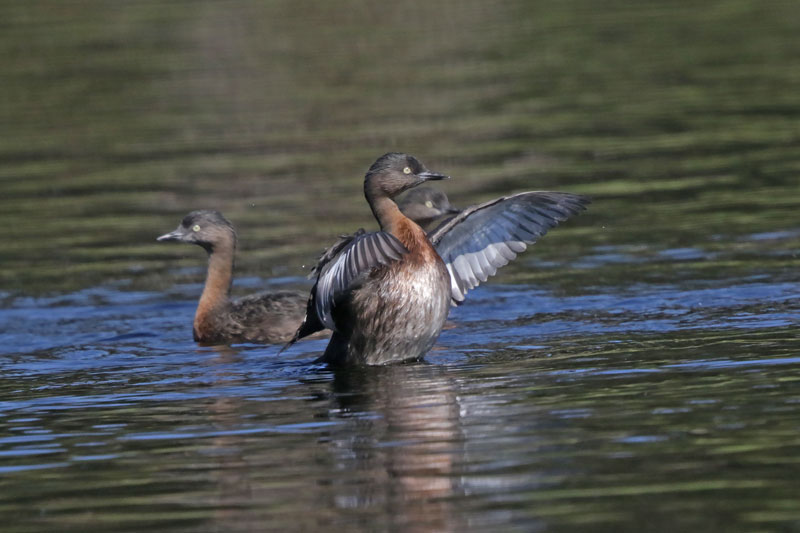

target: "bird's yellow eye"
[192,224,200,232]
[425,201,433,208]
[403,167,412,174]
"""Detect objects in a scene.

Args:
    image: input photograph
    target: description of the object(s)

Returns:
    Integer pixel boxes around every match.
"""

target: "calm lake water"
[2,1,799,531]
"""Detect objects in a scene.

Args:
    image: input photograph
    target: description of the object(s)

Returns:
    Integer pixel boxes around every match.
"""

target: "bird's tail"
[278,304,325,355]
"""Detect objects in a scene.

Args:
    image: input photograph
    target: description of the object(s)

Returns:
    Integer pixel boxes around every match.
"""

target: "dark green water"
[1,1,799,531]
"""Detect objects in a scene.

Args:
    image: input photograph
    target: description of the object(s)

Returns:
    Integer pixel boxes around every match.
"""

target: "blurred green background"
[1,0,798,296]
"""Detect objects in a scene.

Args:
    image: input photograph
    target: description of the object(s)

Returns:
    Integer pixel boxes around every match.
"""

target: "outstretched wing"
[281,230,409,352]
[428,191,590,304]
[308,228,366,279]
[314,231,408,328]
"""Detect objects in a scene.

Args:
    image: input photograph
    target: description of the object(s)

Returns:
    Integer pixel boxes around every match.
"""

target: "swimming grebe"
[286,153,452,365]
[285,152,590,365]
[157,210,309,345]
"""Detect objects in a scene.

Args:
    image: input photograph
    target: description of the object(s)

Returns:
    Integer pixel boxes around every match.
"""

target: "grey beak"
[418,170,450,181]
[156,228,185,242]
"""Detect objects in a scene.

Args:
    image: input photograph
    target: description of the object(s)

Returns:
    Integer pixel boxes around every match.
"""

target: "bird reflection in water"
[325,363,466,532]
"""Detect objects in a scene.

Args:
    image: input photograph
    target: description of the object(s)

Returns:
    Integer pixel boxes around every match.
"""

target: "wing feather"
[281,230,409,352]
[313,231,409,329]
[429,191,590,304]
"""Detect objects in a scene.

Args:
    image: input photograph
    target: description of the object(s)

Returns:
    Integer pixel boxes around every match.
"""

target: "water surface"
[1,1,799,531]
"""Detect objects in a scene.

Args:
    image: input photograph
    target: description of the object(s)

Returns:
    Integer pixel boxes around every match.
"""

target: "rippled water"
[2,1,800,531]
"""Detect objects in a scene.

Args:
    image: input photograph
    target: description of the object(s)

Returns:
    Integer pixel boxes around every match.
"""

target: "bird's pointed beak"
[418,170,449,181]
[445,206,461,214]
[157,227,185,242]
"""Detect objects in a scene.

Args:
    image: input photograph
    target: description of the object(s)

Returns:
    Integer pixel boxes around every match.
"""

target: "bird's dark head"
[398,186,460,227]
[157,210,236,253]
[364,152,449,200]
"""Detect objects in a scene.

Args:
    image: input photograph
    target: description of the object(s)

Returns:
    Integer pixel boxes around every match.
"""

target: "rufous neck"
[368,193,408,234]
[196,242,234,319]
